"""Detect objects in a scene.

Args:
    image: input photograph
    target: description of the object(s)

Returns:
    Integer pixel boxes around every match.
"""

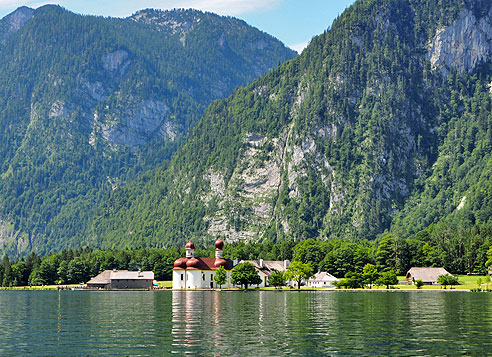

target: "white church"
[172,239,234,289]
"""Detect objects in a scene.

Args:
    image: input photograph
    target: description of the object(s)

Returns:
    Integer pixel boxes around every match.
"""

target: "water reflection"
[1,290,491,355]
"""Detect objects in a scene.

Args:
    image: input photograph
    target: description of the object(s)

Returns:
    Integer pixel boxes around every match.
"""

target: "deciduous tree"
[231,262,261,289]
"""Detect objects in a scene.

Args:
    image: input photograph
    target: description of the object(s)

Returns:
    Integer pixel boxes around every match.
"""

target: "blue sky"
[0,0,356,53]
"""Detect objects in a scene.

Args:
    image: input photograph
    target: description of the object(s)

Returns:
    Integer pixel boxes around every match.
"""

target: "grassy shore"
[3,275,490,291]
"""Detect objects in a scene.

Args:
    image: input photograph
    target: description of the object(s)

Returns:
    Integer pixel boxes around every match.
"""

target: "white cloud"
[289,41,309,54]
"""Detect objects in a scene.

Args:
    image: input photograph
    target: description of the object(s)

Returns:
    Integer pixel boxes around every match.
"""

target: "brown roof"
[405,267,450,283]
[87,270,112,285]
[111,270,154,280]
[241,260,291,277]
[87,270,154,285]
[173,257,233,271]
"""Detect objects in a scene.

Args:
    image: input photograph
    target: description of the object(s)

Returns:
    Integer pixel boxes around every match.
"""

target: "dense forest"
[0,5,295,256]
[90,0,492,251]
[2,0,492,259]
[1,221,491,286]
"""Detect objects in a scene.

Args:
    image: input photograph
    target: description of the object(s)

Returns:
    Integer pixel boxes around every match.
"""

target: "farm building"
[405,267,450,285]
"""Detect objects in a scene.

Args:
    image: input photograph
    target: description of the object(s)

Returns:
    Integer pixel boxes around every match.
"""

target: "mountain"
[91,0,492,249]
[0,5,296,255]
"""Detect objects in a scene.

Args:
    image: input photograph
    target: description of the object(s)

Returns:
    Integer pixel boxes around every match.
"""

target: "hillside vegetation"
[92,0,492,251]
[0,6,296,255]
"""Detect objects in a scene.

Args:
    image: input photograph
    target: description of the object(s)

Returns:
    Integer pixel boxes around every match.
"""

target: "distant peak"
[5,6,34,22]
[0,6,34,42]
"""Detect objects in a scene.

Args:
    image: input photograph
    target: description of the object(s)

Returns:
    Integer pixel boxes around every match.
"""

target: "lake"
[0,290,491,355]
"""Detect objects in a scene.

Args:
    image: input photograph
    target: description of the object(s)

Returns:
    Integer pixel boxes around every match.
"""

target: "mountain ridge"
[0,5,296,255]
[91,0,492,249]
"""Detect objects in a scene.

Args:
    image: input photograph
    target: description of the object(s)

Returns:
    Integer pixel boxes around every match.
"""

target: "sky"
[0,0,356,53]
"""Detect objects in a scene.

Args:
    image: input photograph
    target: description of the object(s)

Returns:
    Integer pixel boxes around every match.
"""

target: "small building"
[307,272,339,287]
[405,267,450,285]
[173,239,234,289]
[240,259,291,288]
[86,270,154,289]
[488,266,492,276]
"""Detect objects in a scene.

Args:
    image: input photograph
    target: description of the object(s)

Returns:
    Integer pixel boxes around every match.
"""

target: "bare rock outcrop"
[102,100,172,147]
[102,50,131,77]
[428,7,492,75]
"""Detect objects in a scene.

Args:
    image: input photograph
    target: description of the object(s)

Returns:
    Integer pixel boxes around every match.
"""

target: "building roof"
[241,260,291,277]
[87,270,112,285]
[173,257,234,271]
[405,267,450,283]
[86,270,154,285]
[111,270,154,280]
[308,272,339,282]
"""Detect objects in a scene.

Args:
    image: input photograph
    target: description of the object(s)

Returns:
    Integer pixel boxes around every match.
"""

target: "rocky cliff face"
[428,6,492,75]
[91,0,492,248]
[0,5,296,255]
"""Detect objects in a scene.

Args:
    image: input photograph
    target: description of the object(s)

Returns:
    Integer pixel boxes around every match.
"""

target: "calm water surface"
[0,290,491,355]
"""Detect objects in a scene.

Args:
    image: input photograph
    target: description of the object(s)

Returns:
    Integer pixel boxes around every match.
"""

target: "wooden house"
[405,267,450,285]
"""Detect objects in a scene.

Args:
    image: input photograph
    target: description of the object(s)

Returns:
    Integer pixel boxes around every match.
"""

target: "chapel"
[172,239,234,289]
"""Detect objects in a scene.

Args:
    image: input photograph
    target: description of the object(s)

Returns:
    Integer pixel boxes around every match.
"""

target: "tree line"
[1,221,491,287]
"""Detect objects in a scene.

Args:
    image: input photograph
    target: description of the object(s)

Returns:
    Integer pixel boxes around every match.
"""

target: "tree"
[376,233,397,272]
[231,262,262,289]
[438,274,459,289]
[285,261,314,290]
[213,266,227,288]
[415,279,424,289]
[484,274,491,290]
[362,263,379,289]
[268,270,286,289]
[376,270,398,289]
[343,272,365,289]
[67,256,90,284]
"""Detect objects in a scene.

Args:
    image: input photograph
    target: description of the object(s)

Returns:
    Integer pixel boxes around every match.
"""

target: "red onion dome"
[186,257,200,268]
[173,258,187,269]
[214,239,224,250]
[214,258,227,268]
[185,241,195,249]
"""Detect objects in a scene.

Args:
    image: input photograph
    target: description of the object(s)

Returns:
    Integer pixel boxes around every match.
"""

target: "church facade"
[172,239,234,289]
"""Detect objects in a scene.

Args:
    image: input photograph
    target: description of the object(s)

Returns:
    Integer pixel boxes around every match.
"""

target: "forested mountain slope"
[92,0,492,249]
[0,5,296,255]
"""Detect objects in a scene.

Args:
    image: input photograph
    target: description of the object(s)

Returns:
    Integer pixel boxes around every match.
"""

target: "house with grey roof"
[307,272,339,287]
[405,267,450,285]
[240,259,291,287]
[86,270,154,289]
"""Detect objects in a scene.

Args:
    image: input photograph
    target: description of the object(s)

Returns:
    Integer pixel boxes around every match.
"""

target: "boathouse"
[86,269,154,289]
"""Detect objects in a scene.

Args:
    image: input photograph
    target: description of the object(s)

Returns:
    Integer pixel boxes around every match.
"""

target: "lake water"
[0,290,491,355]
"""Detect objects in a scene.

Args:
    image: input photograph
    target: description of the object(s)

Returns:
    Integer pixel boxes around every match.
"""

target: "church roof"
[173,257,233,271]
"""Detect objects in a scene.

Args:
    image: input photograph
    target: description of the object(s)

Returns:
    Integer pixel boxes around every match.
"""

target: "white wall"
[173,270,186,289]
[172,269,236,289]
